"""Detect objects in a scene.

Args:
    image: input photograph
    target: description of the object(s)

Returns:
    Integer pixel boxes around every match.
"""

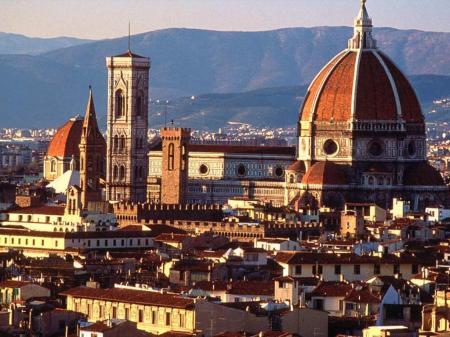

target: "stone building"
[148,142,296,206]
[79,87,106,208]
[289,0,448,210]
[159,127,190,204]
[105,50,150,203]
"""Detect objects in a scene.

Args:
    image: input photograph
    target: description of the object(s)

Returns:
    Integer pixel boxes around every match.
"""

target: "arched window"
[120,136,126,153]
[113,135,119,152]
[115,89,125,117]
[168,143,175,171]
[134,166,138,179]
[113,165,118,181]
[119,166,125,181]
[50,159,57,173]
[136,91,144,116]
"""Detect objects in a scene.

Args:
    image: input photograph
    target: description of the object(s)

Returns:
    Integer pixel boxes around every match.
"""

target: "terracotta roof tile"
[47,118,83,157]
[301,161,348,185]
[0,280,31,288]
[61,286,194,309]
[355,51,397,120]
[7,205,65,216]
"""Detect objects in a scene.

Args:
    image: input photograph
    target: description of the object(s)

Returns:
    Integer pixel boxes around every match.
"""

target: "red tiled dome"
[299,50,424,123]
[301,161,348,186]
[403,163,445,186]
[47,118,83,157]
[287,160,306,172]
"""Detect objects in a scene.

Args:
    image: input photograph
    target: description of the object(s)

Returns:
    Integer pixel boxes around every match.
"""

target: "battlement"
[160,127,191,140]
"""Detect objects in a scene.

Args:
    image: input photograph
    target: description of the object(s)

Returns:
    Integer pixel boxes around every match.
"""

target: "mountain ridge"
[1,27,450,128]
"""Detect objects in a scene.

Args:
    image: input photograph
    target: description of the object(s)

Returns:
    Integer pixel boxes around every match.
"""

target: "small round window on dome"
[236,164,246,177]
[368,141,383,157]
[199,164,209,175]
[323,139,338,155]
[274,166,284,177]
[407,141,416,157]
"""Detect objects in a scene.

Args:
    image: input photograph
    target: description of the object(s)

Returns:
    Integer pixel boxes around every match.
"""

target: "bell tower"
[79,87,106,209]
[105,50,150,202]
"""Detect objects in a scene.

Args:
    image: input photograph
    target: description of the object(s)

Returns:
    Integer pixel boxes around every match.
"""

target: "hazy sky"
[2,0,450,39]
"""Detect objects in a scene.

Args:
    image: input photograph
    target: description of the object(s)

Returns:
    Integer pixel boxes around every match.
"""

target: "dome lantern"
[348,0,377,50]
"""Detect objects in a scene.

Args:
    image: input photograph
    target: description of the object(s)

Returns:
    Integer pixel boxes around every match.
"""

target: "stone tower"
[78,87,106,209]
[160,127,191,204]
[105,50,150,202]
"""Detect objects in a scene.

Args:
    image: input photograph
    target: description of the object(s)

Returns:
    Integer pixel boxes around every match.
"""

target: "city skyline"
[1,0,450,39]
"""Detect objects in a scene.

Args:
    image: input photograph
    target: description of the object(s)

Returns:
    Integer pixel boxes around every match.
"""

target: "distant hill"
[140,75,450,131]
[1,27,450,128]
[0,32,92,55]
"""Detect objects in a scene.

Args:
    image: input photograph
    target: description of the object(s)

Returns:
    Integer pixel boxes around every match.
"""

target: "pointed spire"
[82,86,99,140]
[348,0,377,50]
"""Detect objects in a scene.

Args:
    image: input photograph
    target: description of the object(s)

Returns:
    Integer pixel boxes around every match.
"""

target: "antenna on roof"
[128,20,131,51]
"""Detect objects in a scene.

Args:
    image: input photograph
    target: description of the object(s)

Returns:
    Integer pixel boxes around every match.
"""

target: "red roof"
[0,280,31,288]
[47,118,83,157]
[299,50,424,123]
[301,161,348,185]
[287,161,306,172]
[61,287,194,309]
[81,322,112,332]
[344,288,380,304]
[114,50,147,59]
[311,282,352,297]
[7,205,65,216]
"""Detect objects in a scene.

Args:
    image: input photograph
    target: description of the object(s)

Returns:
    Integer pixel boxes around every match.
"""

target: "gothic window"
[113,165,118,181]
[50,159,57,173]
[115,89,125,117]
[113,135,119,152]
[136,90,144,116]
[168,143,175,171]
[119,166,125,181]
[368,176,374,185]
[120,136,126,153]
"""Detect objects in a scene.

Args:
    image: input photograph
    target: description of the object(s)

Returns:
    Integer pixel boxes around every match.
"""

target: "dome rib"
[300,50,348,122]
[372,50,402,118]
[350,49,363,118]
[378,52,424,123]
[315,52,356,121]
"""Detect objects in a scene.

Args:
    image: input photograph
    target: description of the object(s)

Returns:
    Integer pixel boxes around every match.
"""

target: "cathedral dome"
[301,161,348,186]
[47,117,83,157]
[299,1,423,124]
